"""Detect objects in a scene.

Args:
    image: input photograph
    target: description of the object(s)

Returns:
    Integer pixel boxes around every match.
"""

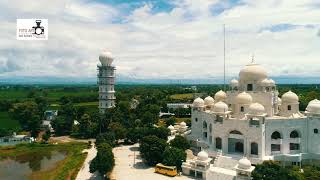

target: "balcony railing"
[271,139,283,144]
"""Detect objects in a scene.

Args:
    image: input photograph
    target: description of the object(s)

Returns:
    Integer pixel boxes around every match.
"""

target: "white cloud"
[0,0,319,82]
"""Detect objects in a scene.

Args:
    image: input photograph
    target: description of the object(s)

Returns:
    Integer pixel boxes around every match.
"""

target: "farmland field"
[0,111,20,129]
[170,93,193,100]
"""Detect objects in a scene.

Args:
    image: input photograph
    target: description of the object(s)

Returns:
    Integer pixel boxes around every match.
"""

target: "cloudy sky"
[0,0,319,82]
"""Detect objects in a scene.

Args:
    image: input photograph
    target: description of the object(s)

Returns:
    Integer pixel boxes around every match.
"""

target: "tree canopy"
[170,135,190,151]
[139,135,167,166]
[90,143,115,178]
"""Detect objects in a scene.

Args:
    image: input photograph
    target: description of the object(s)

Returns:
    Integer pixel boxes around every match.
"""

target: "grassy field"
[0,111,20,129]
[0,90,28,100]
[0,142,88,180]
[0,89,96,101]
[170,93,193,100]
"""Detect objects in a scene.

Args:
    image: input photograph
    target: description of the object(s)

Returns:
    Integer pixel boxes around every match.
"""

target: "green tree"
[42,130,51,142]
[52,103,76,135]
[90,143,115,178]
[170,135,190,151]
[9,101,41,138]
[77,114,92,138]
[139,135,167,166]
[303,166,320,180]
[162,146,186,171]
[96,132,116,147]
[108,122,127,140]
[252,161,293,180]
[165,117,176,126]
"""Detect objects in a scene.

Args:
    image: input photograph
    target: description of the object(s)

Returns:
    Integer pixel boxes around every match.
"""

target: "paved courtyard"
[112,144,195,180]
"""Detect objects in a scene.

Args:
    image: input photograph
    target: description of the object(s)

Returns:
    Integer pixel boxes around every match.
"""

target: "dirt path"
[75,145,102,180]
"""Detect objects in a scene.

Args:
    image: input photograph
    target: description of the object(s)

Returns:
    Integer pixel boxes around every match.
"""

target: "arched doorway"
[228,130,244,154]
[235,142,244,153]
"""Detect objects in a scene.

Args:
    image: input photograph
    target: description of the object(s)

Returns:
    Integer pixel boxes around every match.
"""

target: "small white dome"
[260,78,270,86]
[193,97,205,108]
[214,90,226,102]
[278,97,282,105]
[236,92,253,104]
[282,91,299,103]
[99,51,114,66]
[197,151,209,161]
[238,157,251,170]
[168,125,174,130]
[239,63,268,82]
[230,79,239,87]
[306,99,320,114]
[269,79,275,86]
[213,101,228,113]
[180,121,186,127]
[248,103,265,115]
[204,96,215,106]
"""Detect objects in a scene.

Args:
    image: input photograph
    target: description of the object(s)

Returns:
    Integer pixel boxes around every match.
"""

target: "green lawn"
[0,111,20,129]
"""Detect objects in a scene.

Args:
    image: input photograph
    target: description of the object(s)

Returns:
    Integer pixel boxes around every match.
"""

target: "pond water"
[0,150,67,180]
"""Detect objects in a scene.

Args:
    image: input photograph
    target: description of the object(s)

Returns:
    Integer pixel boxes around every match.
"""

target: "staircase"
[207,152,240,180]
[214,154,240,169]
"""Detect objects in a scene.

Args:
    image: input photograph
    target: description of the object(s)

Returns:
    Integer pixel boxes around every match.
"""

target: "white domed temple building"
[185,61,320,179]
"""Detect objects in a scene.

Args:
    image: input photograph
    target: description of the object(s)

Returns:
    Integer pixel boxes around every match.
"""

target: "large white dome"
[204,96,215,106]
[306,99,320,114]
[238,157,251,170]
[278,97,282,105]
[282,91,299,104]
[214,90,226,102]
[213,101,228,113]
[248,103,265,115]
[197,151,209,161]
[236,92,253,104]
[239,63,268,81]
[193,97,205,108]
[99,51,114,66]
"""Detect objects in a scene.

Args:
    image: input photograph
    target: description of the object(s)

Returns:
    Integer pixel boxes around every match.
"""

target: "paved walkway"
[112,144,193,180]
[76,145,102,180]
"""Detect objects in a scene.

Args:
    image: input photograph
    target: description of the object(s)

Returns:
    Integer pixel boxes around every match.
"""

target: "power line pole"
[223,24,226,91]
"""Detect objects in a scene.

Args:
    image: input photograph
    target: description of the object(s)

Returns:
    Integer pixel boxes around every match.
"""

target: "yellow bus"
[155,163,178,177]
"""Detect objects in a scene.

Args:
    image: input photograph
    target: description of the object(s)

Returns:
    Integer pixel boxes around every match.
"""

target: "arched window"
[271,131,282,139]
[288,105,292,111]
[203,121,207,129]
[240,106,244,112]
[209,124,212,133]
[230,130,243,135]
[195,118,198,122]
[215,137,222,150]
[290,130,300,138]
[251,142,258,155]
[247,84,253,91]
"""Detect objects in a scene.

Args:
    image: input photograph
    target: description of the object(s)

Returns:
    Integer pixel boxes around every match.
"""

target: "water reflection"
[0,150,67,180]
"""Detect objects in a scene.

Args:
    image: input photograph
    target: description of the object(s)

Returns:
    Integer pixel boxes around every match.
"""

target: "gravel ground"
[111,144,194,180]
[76,145,102,180]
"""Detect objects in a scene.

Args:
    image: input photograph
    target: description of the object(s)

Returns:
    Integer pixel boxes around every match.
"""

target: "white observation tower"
[97,50,116,114]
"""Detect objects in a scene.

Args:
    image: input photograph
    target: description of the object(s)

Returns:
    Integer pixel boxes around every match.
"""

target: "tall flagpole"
[223,24,226,91]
